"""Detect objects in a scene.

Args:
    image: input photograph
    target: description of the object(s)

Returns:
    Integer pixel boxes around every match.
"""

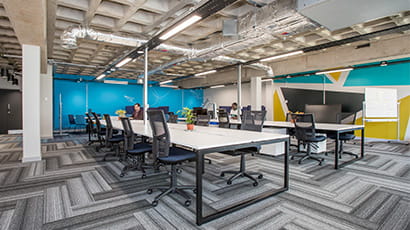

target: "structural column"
[143,47,149,124]
[22,44,41,162]
[250,76,262,110]
[237,64,242,109]
[40,64,53,138]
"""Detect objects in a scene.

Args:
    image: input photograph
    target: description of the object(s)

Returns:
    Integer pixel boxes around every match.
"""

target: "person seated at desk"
[132,103,143,120]
[229,102,240,120]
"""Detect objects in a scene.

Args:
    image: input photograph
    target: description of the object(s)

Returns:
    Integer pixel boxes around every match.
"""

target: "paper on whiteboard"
[365,88,397,118]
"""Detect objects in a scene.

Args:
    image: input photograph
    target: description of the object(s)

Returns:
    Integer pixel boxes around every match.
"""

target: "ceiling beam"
[3,0,47,73]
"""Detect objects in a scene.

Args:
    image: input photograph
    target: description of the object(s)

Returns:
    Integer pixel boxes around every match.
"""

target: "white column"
[143,47,149,124]
[250,77,262,110]
[237,65,242,109]
[22,44,41,162]
[263,80,274,120]
[40,64,53,138]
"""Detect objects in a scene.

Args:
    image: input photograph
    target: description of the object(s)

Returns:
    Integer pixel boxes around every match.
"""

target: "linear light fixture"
[261,79,272,82]
[159,15,202,40]
[195,69,216,77]
[160,80,173,84]
[315,67,353,75]
[160,84,179,88]
[210,84,225,89]
[104,80,128,85]
[260,50,304,62]
[115,57,132,68]
[96,74,106,80]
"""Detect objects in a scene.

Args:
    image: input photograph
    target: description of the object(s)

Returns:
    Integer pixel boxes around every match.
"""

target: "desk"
[103,119,290,225]
[263,121,365,169]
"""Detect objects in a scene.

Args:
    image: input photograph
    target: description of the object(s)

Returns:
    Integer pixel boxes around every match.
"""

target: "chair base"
[102,143,122,161]
[220,153,263,186]
[296,153,324,165]
[147,164,194,207]
[220,170,262,187]
[120,154,150,178]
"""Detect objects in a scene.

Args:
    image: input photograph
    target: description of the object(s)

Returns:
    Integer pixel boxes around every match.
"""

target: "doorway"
[0,90,22,134]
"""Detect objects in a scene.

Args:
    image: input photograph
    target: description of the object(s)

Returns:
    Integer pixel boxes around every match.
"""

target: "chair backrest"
[103,114,114,140]
[218,111,230,128]
[85,113,95,133]
[168,114,178,123]
[92,112,102,132]
[75,115,86,125]
[241,110,266,132]
[68,114,76,125]
[196,114,210,126]
[120,117,134,151]
[293,113,317,141]
[337,112,357,125]
[147,110,170,158]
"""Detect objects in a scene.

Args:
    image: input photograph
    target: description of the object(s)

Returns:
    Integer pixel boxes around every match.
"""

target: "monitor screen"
[304,104,342,123]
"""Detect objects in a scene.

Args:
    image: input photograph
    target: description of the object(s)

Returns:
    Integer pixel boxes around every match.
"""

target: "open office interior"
[0,0,409,229]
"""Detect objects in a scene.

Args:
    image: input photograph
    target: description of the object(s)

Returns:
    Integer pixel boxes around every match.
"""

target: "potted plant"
[115,109,126,120]
[178,107,195,130]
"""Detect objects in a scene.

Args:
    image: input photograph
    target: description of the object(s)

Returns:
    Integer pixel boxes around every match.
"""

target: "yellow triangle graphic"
[273,90,286,121]
[329,72,341,81]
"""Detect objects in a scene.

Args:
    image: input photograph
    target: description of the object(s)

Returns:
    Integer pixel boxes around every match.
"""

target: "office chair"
[85,112,99,145]
[292,113,325,165]
[286,113,300,150]
[218,111,230,128]
[194,114,212,165]
[195,114,211,126]
[101,114,124,161]
[168,114,178,123]
[68,114,76,131]
[75,114,87,132]
[220,110,266,186]
[327,112,358,158]
[146,110,196,207]
[92,112,106,151]
[119,117,152,178]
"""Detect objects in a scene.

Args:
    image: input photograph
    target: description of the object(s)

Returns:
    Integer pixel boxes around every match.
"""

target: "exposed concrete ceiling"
[0,0,409,83]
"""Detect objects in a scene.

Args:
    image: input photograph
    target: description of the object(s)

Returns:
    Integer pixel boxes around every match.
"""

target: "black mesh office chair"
[168,114,178,123]
[327,112,358,158]
[292,113,325,165]
[220,110,266,186]
[92,112,106,151]
[146,110,196,207]
[119,117,152,178]
[85,112,99,145]
[102,114,124,161]
[195,114,211,126]
[286,113,300,149]
[218,111,230,128]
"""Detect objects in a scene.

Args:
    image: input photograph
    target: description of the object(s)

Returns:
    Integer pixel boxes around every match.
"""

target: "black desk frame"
[195,138,289,225]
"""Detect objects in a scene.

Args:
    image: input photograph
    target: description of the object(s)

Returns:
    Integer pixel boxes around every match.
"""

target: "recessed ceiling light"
[260,50,304,62]
[159,15,202,40]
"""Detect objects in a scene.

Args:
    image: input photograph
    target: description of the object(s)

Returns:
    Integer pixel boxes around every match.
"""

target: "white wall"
[40,64,53,138]
[203,81,274,120]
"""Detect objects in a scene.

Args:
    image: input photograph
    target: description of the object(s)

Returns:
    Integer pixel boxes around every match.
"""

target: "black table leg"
[196,151,204,225]
[361,128,365,158]
[334,131,340,169]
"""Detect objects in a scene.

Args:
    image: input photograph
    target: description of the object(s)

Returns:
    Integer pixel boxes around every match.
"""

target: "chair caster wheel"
[176,169,182,174]
[120,173,125,177]
[220,173,225,177]
[258,174,263,179]
[152,200,158,207]
[227,181,232,185]
[141,174,146,179]
[184,200,191,207]
[253,182,258,187]
[147,189,153,194]
[193,189,197,194]
[290,156,294,160]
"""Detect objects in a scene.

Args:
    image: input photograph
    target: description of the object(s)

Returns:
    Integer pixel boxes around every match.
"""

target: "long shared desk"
[104,119,290,225]
[263,121,365,169]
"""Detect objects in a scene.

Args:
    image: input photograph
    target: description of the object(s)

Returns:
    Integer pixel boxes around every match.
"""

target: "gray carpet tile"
[0,134,409,229]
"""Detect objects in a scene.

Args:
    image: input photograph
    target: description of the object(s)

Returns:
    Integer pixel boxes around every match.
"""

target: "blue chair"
[75,114,87,132]
[68,114,76,131]
[146,110,196,207]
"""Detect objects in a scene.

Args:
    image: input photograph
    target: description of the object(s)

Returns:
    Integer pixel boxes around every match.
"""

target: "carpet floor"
[0,134,409,230]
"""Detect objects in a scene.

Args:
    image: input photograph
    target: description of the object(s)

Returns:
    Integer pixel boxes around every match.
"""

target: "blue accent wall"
[53,74,203,129]
[344,62,410,86]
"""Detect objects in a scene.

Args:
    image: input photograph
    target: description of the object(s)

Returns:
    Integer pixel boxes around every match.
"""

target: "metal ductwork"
[60,0,317,79]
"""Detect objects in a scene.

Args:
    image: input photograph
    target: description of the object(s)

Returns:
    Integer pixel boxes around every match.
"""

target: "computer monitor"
[193,107,207,115]
[304,104,341,123]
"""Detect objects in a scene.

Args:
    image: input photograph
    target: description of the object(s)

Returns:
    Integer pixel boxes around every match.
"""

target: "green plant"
[115,109,126,117]
[177,107,195,124]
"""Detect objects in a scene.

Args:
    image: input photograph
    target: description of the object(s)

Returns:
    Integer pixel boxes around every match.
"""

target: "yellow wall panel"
[273,90,286,121]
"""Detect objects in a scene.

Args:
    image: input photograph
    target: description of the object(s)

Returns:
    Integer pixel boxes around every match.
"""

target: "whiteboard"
[365,88,397,118]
